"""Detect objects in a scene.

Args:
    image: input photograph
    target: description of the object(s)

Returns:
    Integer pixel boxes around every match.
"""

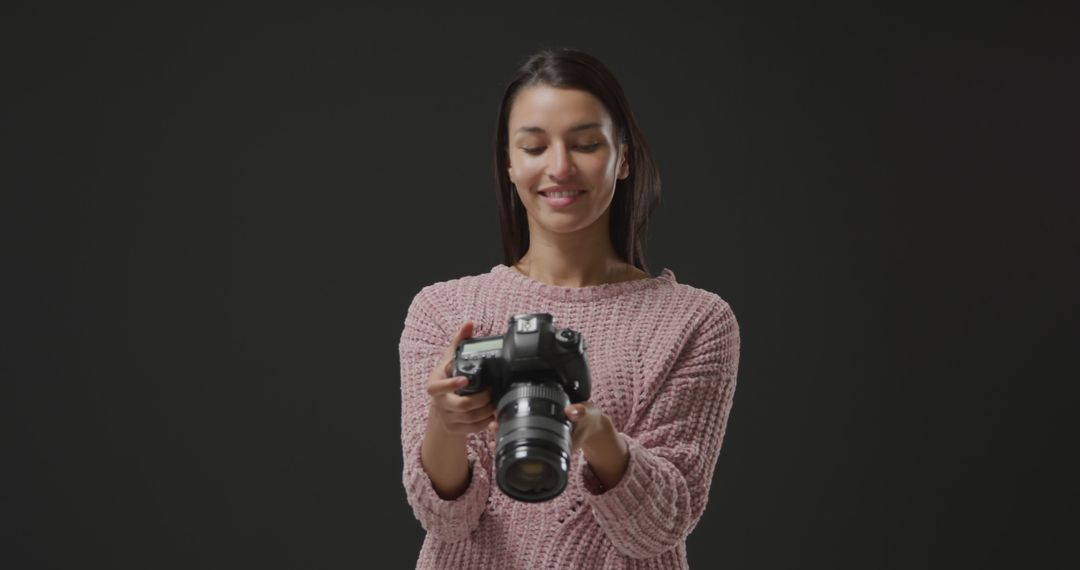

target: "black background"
[4,2,1077,568]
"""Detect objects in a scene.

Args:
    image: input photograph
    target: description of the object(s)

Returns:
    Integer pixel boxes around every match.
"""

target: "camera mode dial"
[555,329,585,354]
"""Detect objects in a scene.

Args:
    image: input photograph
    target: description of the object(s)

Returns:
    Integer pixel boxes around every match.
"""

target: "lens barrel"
[494,382,572,502]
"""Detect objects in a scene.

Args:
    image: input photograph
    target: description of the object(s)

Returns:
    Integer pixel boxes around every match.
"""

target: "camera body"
[452,313,591,502]
[453,313,590,403]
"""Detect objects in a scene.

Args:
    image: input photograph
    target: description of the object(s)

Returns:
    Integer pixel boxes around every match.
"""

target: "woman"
[399,48,741,569]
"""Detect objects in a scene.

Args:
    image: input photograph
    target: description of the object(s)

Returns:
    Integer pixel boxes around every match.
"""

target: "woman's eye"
[521,143,599,155]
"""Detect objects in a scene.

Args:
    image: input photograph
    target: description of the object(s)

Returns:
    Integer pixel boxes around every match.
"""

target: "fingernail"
[568,408,580,418]
[456,377,468,386]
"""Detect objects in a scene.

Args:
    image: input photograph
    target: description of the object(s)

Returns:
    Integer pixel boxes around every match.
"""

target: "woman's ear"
[617,143,630,180]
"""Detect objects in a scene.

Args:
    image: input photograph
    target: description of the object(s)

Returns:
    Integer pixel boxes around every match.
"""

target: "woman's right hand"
[426,321,496,437]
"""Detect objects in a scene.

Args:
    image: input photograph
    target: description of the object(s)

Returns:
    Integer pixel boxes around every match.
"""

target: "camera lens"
[504,458,558,493]
[494,382,572,502]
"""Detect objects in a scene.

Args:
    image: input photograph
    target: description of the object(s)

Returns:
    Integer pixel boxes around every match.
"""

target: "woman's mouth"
[538,189,585,208]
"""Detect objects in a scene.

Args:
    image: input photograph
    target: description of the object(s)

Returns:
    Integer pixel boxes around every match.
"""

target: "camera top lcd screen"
[462,338,503,354]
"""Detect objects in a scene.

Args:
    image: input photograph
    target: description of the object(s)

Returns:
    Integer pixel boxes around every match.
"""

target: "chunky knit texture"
[399,264,740,569]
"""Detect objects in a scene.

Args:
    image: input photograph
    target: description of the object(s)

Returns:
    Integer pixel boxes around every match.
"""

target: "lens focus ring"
[496,383,571,411]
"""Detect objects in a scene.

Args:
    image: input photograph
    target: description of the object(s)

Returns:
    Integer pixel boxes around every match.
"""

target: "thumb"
[441,321,475,372]
[451,321,475,348]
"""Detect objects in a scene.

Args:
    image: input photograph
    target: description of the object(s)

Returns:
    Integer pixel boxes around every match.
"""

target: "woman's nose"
[546,144,576,179]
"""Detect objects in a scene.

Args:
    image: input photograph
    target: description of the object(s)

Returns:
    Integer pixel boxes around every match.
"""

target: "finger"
[564,403,585,422]
[427,375,469,396]
[442,321,475,359]
[438,321,476,376]
[461,416,494,434]
[443,390,492,412]
[445,405,495,425]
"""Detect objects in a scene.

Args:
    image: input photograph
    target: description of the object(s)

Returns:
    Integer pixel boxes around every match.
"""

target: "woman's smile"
[538,186,587,208]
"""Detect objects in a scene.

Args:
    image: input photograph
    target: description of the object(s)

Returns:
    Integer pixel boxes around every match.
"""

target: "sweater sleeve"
[399,287,491,542]
[579,298,741,559]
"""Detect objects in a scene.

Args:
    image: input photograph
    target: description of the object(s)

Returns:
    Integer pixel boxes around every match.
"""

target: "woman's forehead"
[509,86,613,135]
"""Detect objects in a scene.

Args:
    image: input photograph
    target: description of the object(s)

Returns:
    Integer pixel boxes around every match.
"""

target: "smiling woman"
[399,48,741,570]
[493,50,662,288]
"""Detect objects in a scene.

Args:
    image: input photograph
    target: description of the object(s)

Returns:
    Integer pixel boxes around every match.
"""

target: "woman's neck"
[513,232,644,288]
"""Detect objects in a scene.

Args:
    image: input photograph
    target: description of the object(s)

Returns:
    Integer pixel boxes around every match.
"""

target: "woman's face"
[507,85,629,237]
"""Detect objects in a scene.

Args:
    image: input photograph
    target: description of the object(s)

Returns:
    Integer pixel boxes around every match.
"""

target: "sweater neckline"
[488,264,676,302]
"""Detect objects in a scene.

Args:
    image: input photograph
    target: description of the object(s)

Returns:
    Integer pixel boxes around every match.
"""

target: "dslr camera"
[452,313,591,502]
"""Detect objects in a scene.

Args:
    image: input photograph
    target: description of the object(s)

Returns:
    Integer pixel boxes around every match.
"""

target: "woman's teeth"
[542,190,584,197]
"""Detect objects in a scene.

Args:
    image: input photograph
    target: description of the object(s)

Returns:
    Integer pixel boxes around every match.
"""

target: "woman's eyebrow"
[515,122,602,135]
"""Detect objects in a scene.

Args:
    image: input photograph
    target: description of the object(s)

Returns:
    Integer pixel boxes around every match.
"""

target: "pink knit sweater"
[399,264,740,569]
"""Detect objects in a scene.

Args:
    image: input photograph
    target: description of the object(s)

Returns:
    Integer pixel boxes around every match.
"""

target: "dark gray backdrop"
[4,2,1077,568]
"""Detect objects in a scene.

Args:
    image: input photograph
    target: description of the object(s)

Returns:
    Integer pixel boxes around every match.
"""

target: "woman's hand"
[561,402,619,455]
[426,321,495,437]
[421,321,496,499]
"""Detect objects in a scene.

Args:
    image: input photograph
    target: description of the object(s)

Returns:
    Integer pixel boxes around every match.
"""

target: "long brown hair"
[493,48,662,273]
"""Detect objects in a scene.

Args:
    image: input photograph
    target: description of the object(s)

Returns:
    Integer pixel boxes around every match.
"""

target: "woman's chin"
[533,218,601,237]
[525,208,607,236]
